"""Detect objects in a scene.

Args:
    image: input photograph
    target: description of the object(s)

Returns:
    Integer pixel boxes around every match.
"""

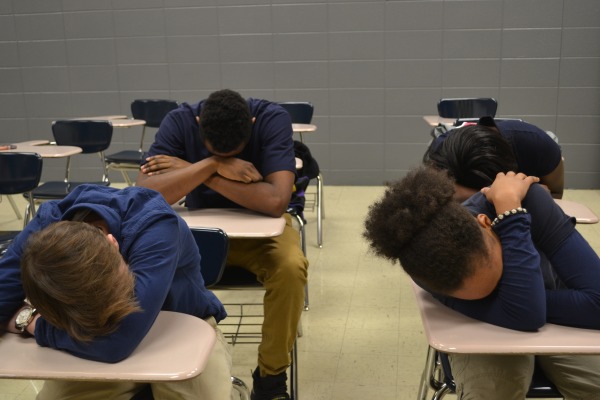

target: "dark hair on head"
[424,125,518,190]
[199,89,252,154]
[363,166,487,294]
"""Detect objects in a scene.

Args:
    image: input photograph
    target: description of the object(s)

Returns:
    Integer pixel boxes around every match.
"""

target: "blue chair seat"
[31,181,110,200]
[105,150,144,164]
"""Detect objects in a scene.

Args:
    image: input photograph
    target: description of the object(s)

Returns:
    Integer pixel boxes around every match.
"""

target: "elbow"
[266,206,287,218]
[105,353,132,364]
[96,346,136,364]
[520,318,546,332]
[272,198,290,218]
[551,189,563,200]
[506,312,546,332]
[262,196,289,218]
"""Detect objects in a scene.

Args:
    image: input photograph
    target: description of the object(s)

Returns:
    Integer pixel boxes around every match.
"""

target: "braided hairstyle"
[363,166,487,294]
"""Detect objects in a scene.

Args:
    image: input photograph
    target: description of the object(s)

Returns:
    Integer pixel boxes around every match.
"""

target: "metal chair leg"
[291,341,299,400]
[316,173,323,248]
[7,195,22,219]
[232,376,250,400]
[288,211,309,311]
[432,384,451,400]
[419,346,445,400]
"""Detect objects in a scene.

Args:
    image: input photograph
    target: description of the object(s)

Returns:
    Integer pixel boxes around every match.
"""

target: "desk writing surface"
[72,115,128,120]
[70,117,146,128]
[0,311,215,382]
[2,144,82,158]
[413,283,600,355]
[174,207,285,238]
[110,118,146,128]
[11,140,50,146]
[292,123,317,133]
[423,115,456,127]
[554,199,599,224]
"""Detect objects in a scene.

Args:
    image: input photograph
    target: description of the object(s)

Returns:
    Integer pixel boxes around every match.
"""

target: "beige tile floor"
[1,184,600,399]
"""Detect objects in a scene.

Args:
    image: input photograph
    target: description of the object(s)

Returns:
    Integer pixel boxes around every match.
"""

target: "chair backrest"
[52,120,113,154]
[437,98,498,119]
[278,102,314,124]
[190,227,229,287]
[0,152,43,195]
[131,99,178,128]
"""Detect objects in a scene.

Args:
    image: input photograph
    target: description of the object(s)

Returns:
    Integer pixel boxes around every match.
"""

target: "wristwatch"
[15,306,38,333]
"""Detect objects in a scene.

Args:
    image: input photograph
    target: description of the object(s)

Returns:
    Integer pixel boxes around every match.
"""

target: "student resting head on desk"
[363,166,600,400]
[423,117,564,201]
[0,184,233,400]
[135,88,308,400]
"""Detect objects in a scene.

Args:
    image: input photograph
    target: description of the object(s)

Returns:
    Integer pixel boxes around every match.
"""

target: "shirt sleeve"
[435,213,547,331]
[500,120,562,178]
[251,102,295,177]
[544,231,600,328]
[145,106,190,160]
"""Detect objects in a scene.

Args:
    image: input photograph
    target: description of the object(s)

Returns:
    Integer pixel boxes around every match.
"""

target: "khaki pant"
[450,353,600,400]
[226,213,309,376]
[37,317,233,400]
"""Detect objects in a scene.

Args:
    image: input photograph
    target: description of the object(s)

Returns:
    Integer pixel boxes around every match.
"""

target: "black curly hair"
[424,124,518,190]
[363,166,487,294]
[199,89,252,154]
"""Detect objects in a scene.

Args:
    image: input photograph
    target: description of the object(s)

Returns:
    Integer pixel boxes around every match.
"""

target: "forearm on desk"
[204,172,293,217]
[136,159,218,205]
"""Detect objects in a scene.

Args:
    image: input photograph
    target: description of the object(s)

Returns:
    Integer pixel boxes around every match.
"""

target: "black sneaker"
[250,367,290,400]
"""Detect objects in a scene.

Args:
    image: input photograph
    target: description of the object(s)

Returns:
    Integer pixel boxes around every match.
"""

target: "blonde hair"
[21,221,141,342]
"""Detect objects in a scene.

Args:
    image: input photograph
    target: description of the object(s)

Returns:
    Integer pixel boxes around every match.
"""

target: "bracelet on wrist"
[491,207,527,228]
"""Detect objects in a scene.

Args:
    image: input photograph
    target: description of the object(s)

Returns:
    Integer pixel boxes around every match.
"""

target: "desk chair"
[430,99,498,140]
[131,228,249,400]
[105,99,178,185]
[437,97,498,120]
[413,284,568,399]
[29,120,112,219]
[0,153,43,244]
[191,227,301,400]
[279,101,324,248]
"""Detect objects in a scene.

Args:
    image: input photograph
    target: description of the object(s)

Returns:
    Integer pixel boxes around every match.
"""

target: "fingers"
[496,171,540,182]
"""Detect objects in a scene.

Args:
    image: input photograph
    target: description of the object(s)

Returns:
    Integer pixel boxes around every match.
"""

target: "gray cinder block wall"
[1,0,599,187]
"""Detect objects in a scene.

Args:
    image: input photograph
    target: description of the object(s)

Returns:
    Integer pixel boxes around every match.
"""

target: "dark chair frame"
[29,120,112,213]
[437,98,498,119]
[278,101,324,249]
[0,152,43,248]
[106,99,178,186]
[131,227,250,400]
[191,222,302,400]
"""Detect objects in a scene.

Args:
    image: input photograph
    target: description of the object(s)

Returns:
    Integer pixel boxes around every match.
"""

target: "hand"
[140,155,191,176]
[481,171,540,215]
[215,157,263,183]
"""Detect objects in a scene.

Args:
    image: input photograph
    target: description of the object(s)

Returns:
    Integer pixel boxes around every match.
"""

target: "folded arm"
[204,170,294,217]
[437,215,547,331]
[136,155,262,206]
[540,158,564,199]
